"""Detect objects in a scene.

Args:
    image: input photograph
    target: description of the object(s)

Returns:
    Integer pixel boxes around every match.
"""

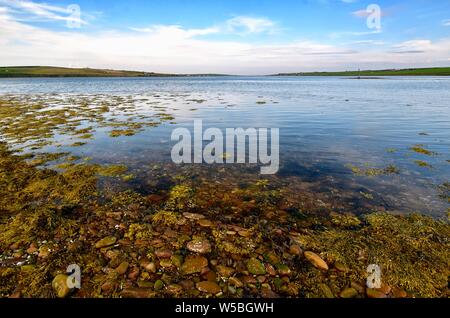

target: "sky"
[1,0,450,75]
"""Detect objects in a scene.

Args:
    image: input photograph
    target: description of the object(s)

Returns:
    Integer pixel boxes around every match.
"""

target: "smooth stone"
[181,255,208,275]
[159,259,173,268]
[186,238,211,254]
[246,258,266,275]
[289,244,302,256]
[276,264,292,276]
[26,243,38,254]
[95,236,116,249]
[304,251,329,271]
[216,265,235,277]
[198,219,213,227]
[392,287,408,298]
[351,281,366,294]
[334,261,349,273]
[115,261,129,275]
[367,288,388,298]
[140,260,156,273]
[183,212,205,220]
[196,281,221,294]
[120,287,156,298]
[166,284,183,295]
[228,277,244,288]
[155,249,172,259]
[154,280,165,291]
[52,274,71,298]
[319,283,334,298]
[340,287,358,298]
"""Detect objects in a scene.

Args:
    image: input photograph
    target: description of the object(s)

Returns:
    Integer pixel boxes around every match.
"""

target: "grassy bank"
[0,66,177,78]
[274,67,450,77]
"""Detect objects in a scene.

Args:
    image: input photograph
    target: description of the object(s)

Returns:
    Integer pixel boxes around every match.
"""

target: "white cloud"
[0,4,449,74]
[443,19,450,26]
[225,16,277,35]
[0,0,90,25]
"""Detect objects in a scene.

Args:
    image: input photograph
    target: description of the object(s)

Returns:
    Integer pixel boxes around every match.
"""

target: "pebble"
[140,260,156,273]
[159,259,173,268]
[38,245,51,258]
[276,264,292,276]
[319,283,334,298]
[246,258,266,275]
[367,288,388,298]
[115,261,129,275]
[340,287,358,298]
[155,249,172,259]
[95,236,116,249]
[392,287,408,298]
[52,274,71,298]
[265,263,277,276]
[120,287,156,298]
[26,243,38,254]
[196,281,221,294]
[181,255,208,275]
[216,265,235,277]
[304,251,329,271]
[167,284,183,295]
[198,219,213,227]
[351,281,365,294]
[289,244,302,256]
[334,261,349,273]
[228,277,244,288]
[183,212,205,220]
[186,238,211,254]
[154,280,165,291]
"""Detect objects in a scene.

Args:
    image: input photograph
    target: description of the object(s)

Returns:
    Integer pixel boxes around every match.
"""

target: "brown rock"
[196,281,221,294]
[340,287,358,298]
[367,288,388,298]
[120,287,156,298]
[115,261,129,275]
[186,238,211,254]
[155,249,172,259]
[140,260,157,273]
[26,243,38,254]
[216,265,235,277]
[181,255,208,275]
[304,251,328,271]
[183,212,205,220]
[52,274,71,298]
[198,219,213,227]
[228,277,244,288]
[392,287,408,298]
[95,236,116,249]
[289,244,302,256]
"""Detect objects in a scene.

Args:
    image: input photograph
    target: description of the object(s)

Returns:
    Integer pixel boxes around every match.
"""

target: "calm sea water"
[0,76,449,216]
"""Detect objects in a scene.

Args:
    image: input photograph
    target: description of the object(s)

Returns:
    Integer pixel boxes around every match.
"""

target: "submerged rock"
[304,251,329,271]
[181,255,208,275]
[340,287,358,298]
[196,281,221,294]
[95,236,116,249]
[186,238,211,254]
[246,258,266,275]
[52,274,71,298]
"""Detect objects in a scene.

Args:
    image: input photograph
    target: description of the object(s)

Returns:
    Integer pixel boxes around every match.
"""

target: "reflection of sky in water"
[0,76,449,216]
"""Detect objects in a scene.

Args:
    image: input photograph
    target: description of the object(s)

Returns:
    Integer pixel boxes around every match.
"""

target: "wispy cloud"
[0,0,92,25]
[225,16,278,35]
[443,19,450,26]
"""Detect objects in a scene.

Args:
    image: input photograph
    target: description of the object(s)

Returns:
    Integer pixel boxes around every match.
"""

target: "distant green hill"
[273,67,450,77]
[0,66,180,78]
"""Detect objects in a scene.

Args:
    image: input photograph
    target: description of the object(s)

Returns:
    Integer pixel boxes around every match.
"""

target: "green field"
[274,67,450,77]
[0,66,174,78]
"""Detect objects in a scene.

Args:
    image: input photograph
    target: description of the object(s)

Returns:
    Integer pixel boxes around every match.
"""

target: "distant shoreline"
[1,66,450,78]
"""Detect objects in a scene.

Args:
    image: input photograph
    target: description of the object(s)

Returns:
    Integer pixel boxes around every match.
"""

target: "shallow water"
[0,76,449,216]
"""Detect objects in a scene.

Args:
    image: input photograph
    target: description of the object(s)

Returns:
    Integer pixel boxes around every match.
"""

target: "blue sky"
[1,0,449,74]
